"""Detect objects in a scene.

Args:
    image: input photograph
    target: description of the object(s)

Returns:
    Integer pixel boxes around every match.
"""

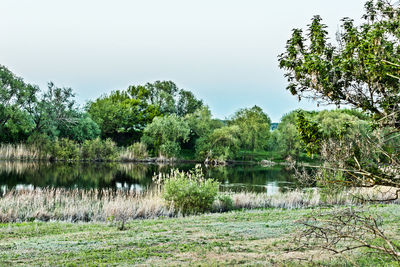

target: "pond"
[0,161,298,196]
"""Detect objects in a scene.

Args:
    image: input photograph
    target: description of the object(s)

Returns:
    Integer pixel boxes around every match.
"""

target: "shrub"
[160,165,219,215]
[120,142,148,161]
[52,138,79,161]
[81,138,118,161]
[214,194,234,212]
[27,133,53,159]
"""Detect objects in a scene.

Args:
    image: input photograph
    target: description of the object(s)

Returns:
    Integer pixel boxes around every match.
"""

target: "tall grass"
[0,144,49,161]
[0,188,172,223]
[120,142,149,162]
[0,141,150,162]
[1,187,397,223]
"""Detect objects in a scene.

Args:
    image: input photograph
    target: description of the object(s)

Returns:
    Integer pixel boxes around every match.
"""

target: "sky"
[0,0,366,122]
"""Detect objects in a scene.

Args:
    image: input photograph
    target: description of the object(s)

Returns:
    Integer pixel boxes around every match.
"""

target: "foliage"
[26,133,53,158]
[51,138,80,161]
[87,90,159,146]
[215,195,234,212]
[184,106,224,153]
[268,110,305,159]
[123,142,149,160]
[229,105,271,151]
[28,82,79,139]
[296,111,323,157]
[81,138,118,161]
[314,109,371,139]
[160,166,220,214]
[0,65,101,144]
[177,90,204,117]
[280,0,400,188]
[57,113,100,143]
[196,125,241,161]
[0,65,37,143]
[278,0,400,127]
[127,81,204,117]
[87,81,203,146]
[280,1,400,261]
[128,81,179,115]
[141,114,190,158]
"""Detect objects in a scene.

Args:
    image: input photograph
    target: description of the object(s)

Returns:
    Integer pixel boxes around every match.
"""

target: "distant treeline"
[0,65,378,162]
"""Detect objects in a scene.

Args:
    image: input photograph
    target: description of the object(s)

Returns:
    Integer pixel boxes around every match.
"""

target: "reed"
[119,142,149,162]
[0,144,49,161]
[1,186,398,223]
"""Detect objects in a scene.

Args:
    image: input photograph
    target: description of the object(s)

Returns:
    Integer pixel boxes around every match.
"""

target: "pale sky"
[0,0,366,121]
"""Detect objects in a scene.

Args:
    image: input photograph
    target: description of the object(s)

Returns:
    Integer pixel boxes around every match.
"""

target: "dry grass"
[0,143,149,162]
[0,144,49,161]
[1,186,398,223]
[0,188,173,223]
[119,142,149,162]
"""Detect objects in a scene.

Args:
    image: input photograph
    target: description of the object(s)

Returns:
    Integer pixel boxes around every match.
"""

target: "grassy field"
[1,205,399,266]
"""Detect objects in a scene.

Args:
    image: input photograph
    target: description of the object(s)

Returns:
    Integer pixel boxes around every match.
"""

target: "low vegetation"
[158,166,220,215]
[0,205,399,266]
[1,185,398,223]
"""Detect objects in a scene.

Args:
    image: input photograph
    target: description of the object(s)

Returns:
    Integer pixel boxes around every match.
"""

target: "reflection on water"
[0,161,298,195]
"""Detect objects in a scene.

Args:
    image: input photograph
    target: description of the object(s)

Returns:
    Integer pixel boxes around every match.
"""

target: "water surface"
[0,161,298,195]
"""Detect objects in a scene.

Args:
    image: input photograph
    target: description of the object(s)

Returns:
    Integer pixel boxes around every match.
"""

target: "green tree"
[27,82,79,140]
[270,110,304,159]
[229,105,271,151]
[184,106,224,152]
[0,65,37,143]
[314,110,371,140]
[296,111,323,157]
[278,0,400,127]
[279,0,400,187]
[177,90,204,117]
[127,81,179,115]
[141,114,190,158]
[87,90,159,146]
[89,81,203,146]
[278,2,400,258]
[128,81,204,116]
[58,113,100,143]
[196,125,241,161]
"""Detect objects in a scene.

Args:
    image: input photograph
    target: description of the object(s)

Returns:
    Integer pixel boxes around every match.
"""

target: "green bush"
[52,138,79,161]
[81,138,118,161]
[161,165,219,215]
[127,142,148,159]
[215,194,234,212]
[27,133,52,159]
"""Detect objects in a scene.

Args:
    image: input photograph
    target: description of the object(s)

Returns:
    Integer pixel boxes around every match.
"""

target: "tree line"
[0,64,380,162]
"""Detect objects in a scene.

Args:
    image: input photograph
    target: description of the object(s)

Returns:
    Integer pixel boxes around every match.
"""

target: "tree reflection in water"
[0,161,298,195]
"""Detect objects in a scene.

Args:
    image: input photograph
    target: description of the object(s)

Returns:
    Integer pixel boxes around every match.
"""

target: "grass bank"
[1,187,398,223]
[0,205,399,266]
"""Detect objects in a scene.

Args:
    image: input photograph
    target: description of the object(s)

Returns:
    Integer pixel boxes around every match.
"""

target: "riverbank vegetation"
[0,62,381,164]
[2,185,398,223]
[0,0,399,265]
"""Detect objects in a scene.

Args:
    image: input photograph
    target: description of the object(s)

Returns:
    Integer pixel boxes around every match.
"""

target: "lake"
[0,161,298,196]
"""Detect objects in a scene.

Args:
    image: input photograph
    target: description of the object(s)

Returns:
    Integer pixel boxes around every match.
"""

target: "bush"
[81,138,118,161]
[120,142,148,161]
[214,194,234,212]
[26,133,52,159]
[160,165,219,215]
[52,138,79,161]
